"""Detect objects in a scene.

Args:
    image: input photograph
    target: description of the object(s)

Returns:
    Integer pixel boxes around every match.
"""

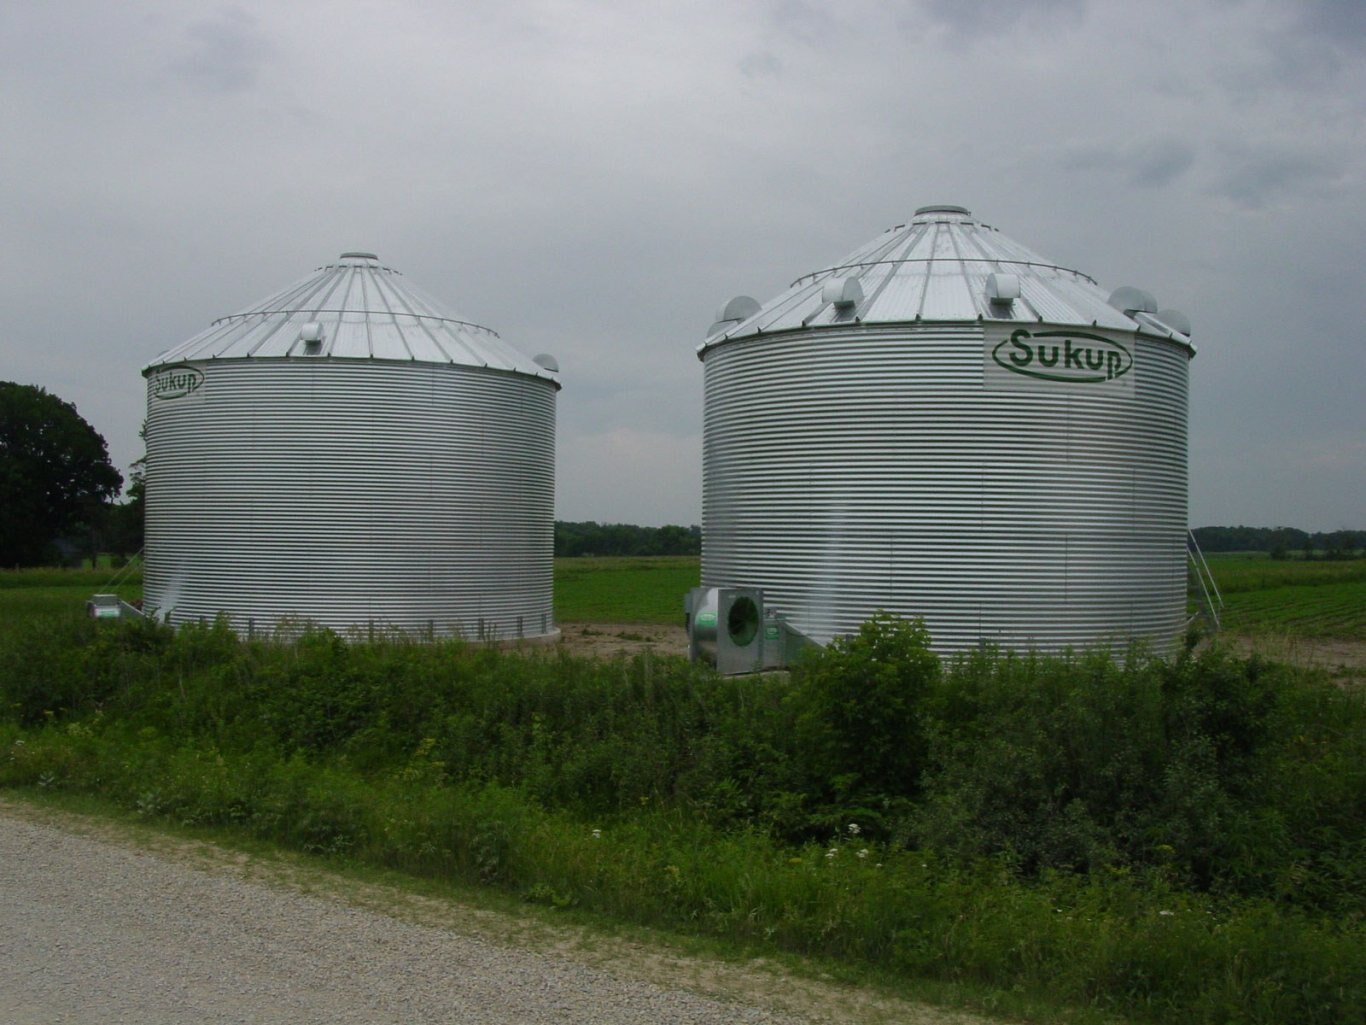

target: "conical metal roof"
[147,252,558,384]
[700,205,1191,352]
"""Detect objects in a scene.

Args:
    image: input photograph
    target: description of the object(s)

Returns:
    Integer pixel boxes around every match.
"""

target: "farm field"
[1197,556,1365,681]
[1219,578,1366,638]
[553,555,698,625]
[0,567,143,634]
[1202,552,1365,598]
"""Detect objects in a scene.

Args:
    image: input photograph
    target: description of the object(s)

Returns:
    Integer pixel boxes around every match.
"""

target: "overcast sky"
[3,0,1362,530]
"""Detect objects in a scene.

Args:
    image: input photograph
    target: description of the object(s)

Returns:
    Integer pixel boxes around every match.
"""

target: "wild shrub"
[909,647,1157,872]
[2,607,1361,916]
[781,613,939,838]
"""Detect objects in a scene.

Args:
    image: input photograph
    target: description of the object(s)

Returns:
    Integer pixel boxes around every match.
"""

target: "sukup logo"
[991,328,1133,384]
[150,364,205,400]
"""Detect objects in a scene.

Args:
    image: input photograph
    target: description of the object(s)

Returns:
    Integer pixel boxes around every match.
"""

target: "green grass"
[0,565,142,589]
[2,555,699,637]
[554,556,698,625]
[0,557,696,631]
[0,566,143,634]
[1203,555,1366,594]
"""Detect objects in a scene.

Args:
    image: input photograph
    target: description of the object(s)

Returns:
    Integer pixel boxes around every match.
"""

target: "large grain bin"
[143,252,558,640]
[699,206,1194,654]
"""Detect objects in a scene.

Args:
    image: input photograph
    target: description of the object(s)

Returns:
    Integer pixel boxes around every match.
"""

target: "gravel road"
[0,799,979,1025]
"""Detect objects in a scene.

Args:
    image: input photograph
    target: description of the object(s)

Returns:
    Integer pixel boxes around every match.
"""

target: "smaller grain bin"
[143,252,559,640]
[698,206,1195,656]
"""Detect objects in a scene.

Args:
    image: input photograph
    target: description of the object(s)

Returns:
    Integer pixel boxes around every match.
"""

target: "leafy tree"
[0,382,122,566]
[107,422,146,559]
[107,459,145,559]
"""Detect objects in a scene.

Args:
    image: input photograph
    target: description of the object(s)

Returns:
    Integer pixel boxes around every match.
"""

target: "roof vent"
[985,272,1020,304]
[821,276,864,309]
[706,295,762,338]
[716,296,761,323]
[914,204,972,218]
[339,251,378,261]
[298,322,325,352]
[532,353,560,373]
[1107,286,1158,316]
[1156,309,1192,336]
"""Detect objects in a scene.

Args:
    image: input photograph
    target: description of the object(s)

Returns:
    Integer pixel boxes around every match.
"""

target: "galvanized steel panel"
[143,359,556,639]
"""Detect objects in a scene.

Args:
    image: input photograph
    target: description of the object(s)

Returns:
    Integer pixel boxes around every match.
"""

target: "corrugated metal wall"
[701,323,1190,653]
[143,359,556,639]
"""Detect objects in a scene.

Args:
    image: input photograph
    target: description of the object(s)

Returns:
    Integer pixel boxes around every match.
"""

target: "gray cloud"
[1296,0,1366,51]
[769,0,840,45]
[918,0,1086,40]
[1065,137,1198,189]
[169,7,273,93]
[1214,1,1366,94]
[1209,146,1345,210]
[739,50,783,79]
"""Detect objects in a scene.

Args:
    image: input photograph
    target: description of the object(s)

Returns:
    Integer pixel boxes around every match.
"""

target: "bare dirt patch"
[557,622,690,660]
[1205,633,1366,687]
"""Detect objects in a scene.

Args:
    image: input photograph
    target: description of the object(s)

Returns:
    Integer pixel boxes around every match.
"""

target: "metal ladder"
[1186,531,1224,631]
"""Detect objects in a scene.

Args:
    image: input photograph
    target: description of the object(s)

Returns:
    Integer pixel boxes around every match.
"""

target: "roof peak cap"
[912,204,973,221]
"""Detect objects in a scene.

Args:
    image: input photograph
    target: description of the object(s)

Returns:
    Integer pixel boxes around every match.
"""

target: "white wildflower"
[826,847,838,859]
[857,848,869,859]
[847,822,861,836]
[591,828,602,840]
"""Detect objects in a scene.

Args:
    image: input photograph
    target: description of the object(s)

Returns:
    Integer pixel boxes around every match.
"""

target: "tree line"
[1192,524,1364,559]
[554,520,699,557]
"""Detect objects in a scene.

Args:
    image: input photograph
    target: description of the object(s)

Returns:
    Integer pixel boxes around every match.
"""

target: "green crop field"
[553,555,698,625]
[1202,555,1366,639]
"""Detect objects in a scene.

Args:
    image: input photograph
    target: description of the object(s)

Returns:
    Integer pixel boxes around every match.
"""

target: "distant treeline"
[555,520,700,557]
[555,522,1366,559]
[1193,525,1363,558]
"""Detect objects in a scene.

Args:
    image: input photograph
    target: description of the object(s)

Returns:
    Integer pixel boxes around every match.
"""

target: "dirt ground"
[1202,633,1366,685]
[556,622,690,660]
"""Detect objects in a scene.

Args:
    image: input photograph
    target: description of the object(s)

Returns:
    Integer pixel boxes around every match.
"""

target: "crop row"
[1221,581,1366,638]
